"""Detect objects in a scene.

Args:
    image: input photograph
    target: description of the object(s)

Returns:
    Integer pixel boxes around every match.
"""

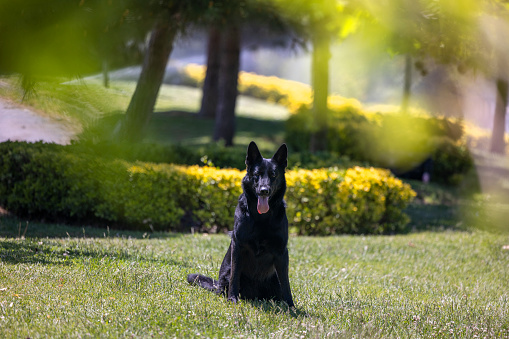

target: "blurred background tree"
[116,0,211,142]
[358,0,508,153]
[274,0,361,152]
[200,0,294,146]
[0,0,507,154]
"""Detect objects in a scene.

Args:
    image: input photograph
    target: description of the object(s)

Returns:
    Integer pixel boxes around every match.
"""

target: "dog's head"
[244,141,287,214]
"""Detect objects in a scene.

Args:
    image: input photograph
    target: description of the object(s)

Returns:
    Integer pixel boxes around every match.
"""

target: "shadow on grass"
[0,234,189,268]
[402,179,467,233]
[0,215,182,240]
[403,203,461,232]
[0,240,65,265]
[79,110,285,150]
[247,299,316,319]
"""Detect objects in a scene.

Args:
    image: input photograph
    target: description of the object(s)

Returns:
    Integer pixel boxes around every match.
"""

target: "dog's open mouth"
[257,195,270,214]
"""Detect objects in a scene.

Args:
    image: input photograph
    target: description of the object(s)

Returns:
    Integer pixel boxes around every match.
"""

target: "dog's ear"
[272,144,288,168]
[246,141,263,167]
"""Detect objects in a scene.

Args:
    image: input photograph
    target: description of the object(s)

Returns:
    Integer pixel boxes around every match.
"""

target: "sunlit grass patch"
[0,75,290,148]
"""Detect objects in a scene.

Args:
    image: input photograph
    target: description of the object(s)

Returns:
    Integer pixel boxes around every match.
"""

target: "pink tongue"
[257,196,270,214]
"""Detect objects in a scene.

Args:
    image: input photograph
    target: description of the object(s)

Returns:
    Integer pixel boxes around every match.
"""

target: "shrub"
[0,142,183,231]
[177,165,244,232]
[0,147,102,222]
[180,63,361,114]
[67,141,361,172]
[179,65,473,184]
[0,142,415,235]
[286,105,370,161]
[286,106,473,185]
[93,162,185,230]
[286,167,415,235]
[431,138,474,185]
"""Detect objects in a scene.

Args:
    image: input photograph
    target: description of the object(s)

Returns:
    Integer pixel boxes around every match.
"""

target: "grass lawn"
[1,215,508,338]
[0,77,289,151]
[1,73,508,338]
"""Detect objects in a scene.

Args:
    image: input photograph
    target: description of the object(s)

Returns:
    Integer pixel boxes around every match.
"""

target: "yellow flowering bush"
[286,166,415,235]
[0,142,415,234]
[181,64,361,114]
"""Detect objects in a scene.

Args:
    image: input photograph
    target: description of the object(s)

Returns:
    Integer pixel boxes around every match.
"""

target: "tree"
[204,0,294,145]
[481,4,509,154]
[117,18,177,142]
[358,0,485,113]
[310,26,332,151]
[491,78,508,153]
[117,0,288,144]
[86,1,150,88]
[213,24,241,146]
[115,1,210,142]
[401,54,413,113]
[198,26,222,119]
[359,0,509,155]
[274,0,360,152]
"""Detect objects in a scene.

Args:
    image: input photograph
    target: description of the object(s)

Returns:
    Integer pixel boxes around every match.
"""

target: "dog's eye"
[270,171,276,178]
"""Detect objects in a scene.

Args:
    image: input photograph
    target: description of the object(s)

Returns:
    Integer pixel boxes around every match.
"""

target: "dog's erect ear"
[272,144,288,168]
[246,141,263,167]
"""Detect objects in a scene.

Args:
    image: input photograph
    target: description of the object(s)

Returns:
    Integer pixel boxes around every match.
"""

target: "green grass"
[0,76,289,150]
[89,110,286,151]
[1,74,507,337]
[1,215,508,338]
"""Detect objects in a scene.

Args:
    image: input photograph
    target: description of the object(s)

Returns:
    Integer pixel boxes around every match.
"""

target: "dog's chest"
[247,229,285,255]
[251,238,273,257]
[239,233,285,279]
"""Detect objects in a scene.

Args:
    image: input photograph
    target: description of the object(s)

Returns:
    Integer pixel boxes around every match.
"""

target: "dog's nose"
[259,187,270,196]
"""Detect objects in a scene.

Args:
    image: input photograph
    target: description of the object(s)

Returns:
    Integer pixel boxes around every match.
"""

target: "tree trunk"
[310,34,331,153]
[490,77,508,154]
[102,59,110,88]
[118,19,177,142]
[213,25,240,147]
[199,26,222,119]
[401,54,412,113]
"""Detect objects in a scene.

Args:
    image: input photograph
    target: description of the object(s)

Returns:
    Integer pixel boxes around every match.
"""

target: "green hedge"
[0,142,415,234]
[286,106,473,185]
[68,140,361,171]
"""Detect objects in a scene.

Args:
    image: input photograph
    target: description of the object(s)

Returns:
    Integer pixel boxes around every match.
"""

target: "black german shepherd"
[187,141,294,307]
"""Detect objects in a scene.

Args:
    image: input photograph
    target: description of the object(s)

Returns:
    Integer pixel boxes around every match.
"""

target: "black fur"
[187,142,294,306]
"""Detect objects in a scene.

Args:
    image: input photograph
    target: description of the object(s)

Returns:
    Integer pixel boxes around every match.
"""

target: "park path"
[0,97,75,145]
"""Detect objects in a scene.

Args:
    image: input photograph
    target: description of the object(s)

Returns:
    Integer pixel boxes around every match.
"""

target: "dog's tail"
[187,273,219,292]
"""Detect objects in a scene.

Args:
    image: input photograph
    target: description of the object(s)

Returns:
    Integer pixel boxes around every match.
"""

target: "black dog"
[187,141,294,307]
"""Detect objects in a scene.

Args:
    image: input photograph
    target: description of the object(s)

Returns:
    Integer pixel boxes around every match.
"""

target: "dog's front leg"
[228,238,242,303]
[275,249,294,307]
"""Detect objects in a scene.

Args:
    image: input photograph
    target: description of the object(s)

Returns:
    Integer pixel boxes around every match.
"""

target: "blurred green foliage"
[0,0,98,75]
[66,140,359,170]
[286,105,473,185]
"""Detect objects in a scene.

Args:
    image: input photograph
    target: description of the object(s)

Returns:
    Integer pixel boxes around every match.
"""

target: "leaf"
[340,15,360,39]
